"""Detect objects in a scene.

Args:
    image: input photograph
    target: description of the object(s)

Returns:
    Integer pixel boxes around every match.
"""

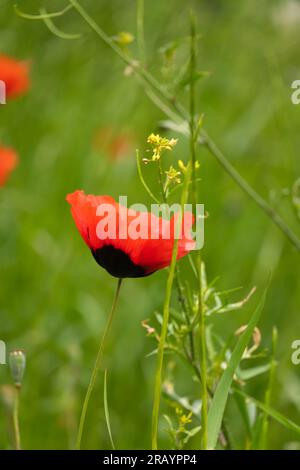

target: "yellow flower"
[147,133,178,161]
[179,412,192,426]
[114,31,134,46]
[165,166,181,185]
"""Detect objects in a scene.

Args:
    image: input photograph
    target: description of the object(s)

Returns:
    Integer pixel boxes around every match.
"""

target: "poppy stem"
[76,277,123,450]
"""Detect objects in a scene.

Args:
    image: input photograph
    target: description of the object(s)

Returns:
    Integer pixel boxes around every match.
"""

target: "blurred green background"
[1,0,300,449]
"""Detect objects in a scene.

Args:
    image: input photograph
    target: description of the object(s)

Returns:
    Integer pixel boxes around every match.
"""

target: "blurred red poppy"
[0,146,18,186]
[93,126,136,161]
[66,190,195,278]
[0,54,30,100]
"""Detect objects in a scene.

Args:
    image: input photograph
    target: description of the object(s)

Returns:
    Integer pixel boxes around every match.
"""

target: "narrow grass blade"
[104,369,115,450]
[234,388,300,437]
[207,283,269,449]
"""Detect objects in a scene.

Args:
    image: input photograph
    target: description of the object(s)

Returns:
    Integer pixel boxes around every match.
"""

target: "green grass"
[0,0,300,449]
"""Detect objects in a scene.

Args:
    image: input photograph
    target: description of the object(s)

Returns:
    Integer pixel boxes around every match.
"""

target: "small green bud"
[9,350,26,388]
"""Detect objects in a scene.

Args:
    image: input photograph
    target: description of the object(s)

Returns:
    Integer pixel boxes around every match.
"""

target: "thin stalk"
[15,4,74,20]
[189,14,208,450]
[136,150,160,203]
[155,155,196,364]
[260,327,278,449]
[201,131,300,253]
[175,272,195,361]
[197,260,208,449]
[104,369,115,450]
[157,159,167,204]
[76,278,123,450]
[151,163,192,450]
[12,386,21,450]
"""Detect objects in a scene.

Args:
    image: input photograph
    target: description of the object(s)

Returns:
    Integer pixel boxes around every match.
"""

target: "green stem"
[13,386,21,450]
[189,14,208,450]
[155,155,196,365]
[201,131,300,253]
[136,150,160,203]
[151,164,192,450]
[197,261,208,449]
[260,326,278,449]
[157,159,167,204]
[76,278,123,450]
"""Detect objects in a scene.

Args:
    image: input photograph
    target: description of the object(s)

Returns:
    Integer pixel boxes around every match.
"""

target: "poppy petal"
[0,146,18,186]
[0,54,30,100]
[66,190,196,278]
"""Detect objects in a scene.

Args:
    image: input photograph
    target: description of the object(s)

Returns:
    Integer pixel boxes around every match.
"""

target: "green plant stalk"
[104,369,115,450]
[14,3,74,20]
[13,386,21,450]
[260,326,278,449]
[189,14,208,450]
[234,387,300,437]
[157,159,167,204]
[76,278,123,450]
[151,163,192,450]
[200,131,300,253]
[136,150,160,203]
[207,282,269,449]
[155,155,196,368]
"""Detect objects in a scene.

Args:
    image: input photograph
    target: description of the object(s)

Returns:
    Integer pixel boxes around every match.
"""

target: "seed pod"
[9,350,26,388]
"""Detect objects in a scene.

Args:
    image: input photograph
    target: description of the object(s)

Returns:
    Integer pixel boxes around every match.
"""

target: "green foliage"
[1,0,300,450]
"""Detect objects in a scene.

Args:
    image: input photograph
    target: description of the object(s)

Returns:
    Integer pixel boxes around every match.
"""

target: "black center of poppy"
[92,245,147,278]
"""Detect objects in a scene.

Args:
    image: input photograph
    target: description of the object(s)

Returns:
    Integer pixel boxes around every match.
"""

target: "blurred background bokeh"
[1,0,300,449]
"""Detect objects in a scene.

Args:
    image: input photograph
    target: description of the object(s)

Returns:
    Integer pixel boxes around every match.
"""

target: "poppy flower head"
[66,190,196,278]
[0,146,18,186]
[0,54,30,100]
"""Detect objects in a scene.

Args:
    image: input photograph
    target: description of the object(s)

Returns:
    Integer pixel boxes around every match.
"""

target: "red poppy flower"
[66,190,195,278]
[0,54,30,100]
[0,146,18,186]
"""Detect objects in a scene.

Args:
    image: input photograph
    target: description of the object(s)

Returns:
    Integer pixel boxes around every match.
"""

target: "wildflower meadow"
[1,0,300,456]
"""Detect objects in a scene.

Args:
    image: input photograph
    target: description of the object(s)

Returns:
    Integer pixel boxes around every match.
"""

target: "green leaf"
[207,283,269,449]
[183,426,201,444]
[233,389,253,439]
[235,388,300,437]
[236,363,271,381]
